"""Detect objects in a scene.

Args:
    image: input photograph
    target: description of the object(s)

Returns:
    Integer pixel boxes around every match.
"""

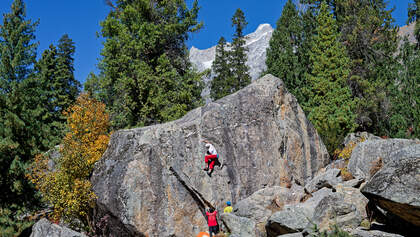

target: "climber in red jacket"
[206,207,219,237]
[202,140,220,177]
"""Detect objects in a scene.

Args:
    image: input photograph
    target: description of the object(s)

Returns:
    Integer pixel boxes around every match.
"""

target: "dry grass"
[266,197,284,212]
[340,167,354,181]
[280,176,292,188]
[214,233,227,237]
[300,193,313,203]
[370,157,383,176]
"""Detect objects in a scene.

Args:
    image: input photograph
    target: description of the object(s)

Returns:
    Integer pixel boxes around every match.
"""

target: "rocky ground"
[30,75,420,237]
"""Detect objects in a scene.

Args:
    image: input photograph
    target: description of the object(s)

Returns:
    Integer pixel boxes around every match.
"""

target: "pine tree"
[0,1,46,234]
[336,0,398,134]
[303,0,398,135]
[210,9,251,100]
[389,38,420,138]
[34,45,61,143]
[89,0,204,128]
[230,8,251,91]
[55,34,81,115]
[304,2,357,153]
[210,37,232,100]
[389,2,420,139]
[266,0,305,102]
[299,8,318,101]
[35,34,80,143]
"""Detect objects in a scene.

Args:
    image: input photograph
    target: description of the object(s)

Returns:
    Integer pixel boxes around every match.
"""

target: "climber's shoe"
[207,171,212,177]
[203,167,209,171]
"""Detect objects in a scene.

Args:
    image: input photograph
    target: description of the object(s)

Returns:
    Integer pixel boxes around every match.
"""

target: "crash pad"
[196,232,210,237]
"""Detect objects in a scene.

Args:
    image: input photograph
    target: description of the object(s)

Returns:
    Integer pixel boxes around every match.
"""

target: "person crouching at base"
[224,201,233,213]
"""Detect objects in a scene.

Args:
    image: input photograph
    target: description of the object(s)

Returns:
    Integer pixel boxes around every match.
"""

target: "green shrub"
[0,207,34,237]
[310,224,352,237]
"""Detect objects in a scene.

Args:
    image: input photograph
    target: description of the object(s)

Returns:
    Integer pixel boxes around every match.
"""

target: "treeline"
[0,0,206,235]
[0,0,82,234]
[85,0,204,129]
[265,0,420,153]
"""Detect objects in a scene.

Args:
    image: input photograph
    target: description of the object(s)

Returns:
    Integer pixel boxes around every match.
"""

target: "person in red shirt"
[205,207,219,237]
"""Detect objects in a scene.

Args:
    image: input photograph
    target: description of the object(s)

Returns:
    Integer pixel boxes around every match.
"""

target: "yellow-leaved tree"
[28,93,110,230]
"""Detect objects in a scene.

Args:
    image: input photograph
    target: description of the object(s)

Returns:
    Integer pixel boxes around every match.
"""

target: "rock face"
[361,144,420,227]
[189,24,274,102]
[30,218,86,237]
[91,74,329,236]
[348,139,420,180]
[398,22,416,45]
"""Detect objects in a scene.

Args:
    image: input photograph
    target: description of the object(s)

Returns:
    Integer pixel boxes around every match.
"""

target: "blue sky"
[0,0,413,85]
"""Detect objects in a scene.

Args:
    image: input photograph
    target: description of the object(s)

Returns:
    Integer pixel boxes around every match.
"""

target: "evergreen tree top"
[0,0,38,86]
[232,8,247,39]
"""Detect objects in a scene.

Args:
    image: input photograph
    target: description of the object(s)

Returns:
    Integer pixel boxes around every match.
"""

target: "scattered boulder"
[30,218,86,237]
[221,213,256,237]
[342,132,381,147]
[265,188,333,236]
[351,228,404,237]
[277,233,304,237]
[324,159,347,171]
[305,168,342,193]
[266,205,312,236]
[312,193,361,231]
[233,184,305,234]
[266,186,368,236]
[91,75,329,236]
[340,178,365,189]
[348,139,420,180]
[361,144,420,227]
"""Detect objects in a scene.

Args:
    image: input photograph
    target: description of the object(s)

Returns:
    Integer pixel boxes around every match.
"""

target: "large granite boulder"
[361,144,420,227]
[348,139,420,180]
[91,75,329,236]
[30,218,86,237]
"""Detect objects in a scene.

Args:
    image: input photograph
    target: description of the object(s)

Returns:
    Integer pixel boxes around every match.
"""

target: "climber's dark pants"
[209,225,218,237]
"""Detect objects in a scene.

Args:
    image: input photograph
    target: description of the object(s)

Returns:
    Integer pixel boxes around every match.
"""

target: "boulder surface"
[30,218,86,237]
[233,184,305,235]
[361,144,420,227]
[266,186,368,236]
[91,74,329,236]
[348,139,419,180]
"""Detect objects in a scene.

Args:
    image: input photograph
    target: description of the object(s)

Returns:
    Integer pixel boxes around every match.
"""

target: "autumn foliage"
[28,93,110,228]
